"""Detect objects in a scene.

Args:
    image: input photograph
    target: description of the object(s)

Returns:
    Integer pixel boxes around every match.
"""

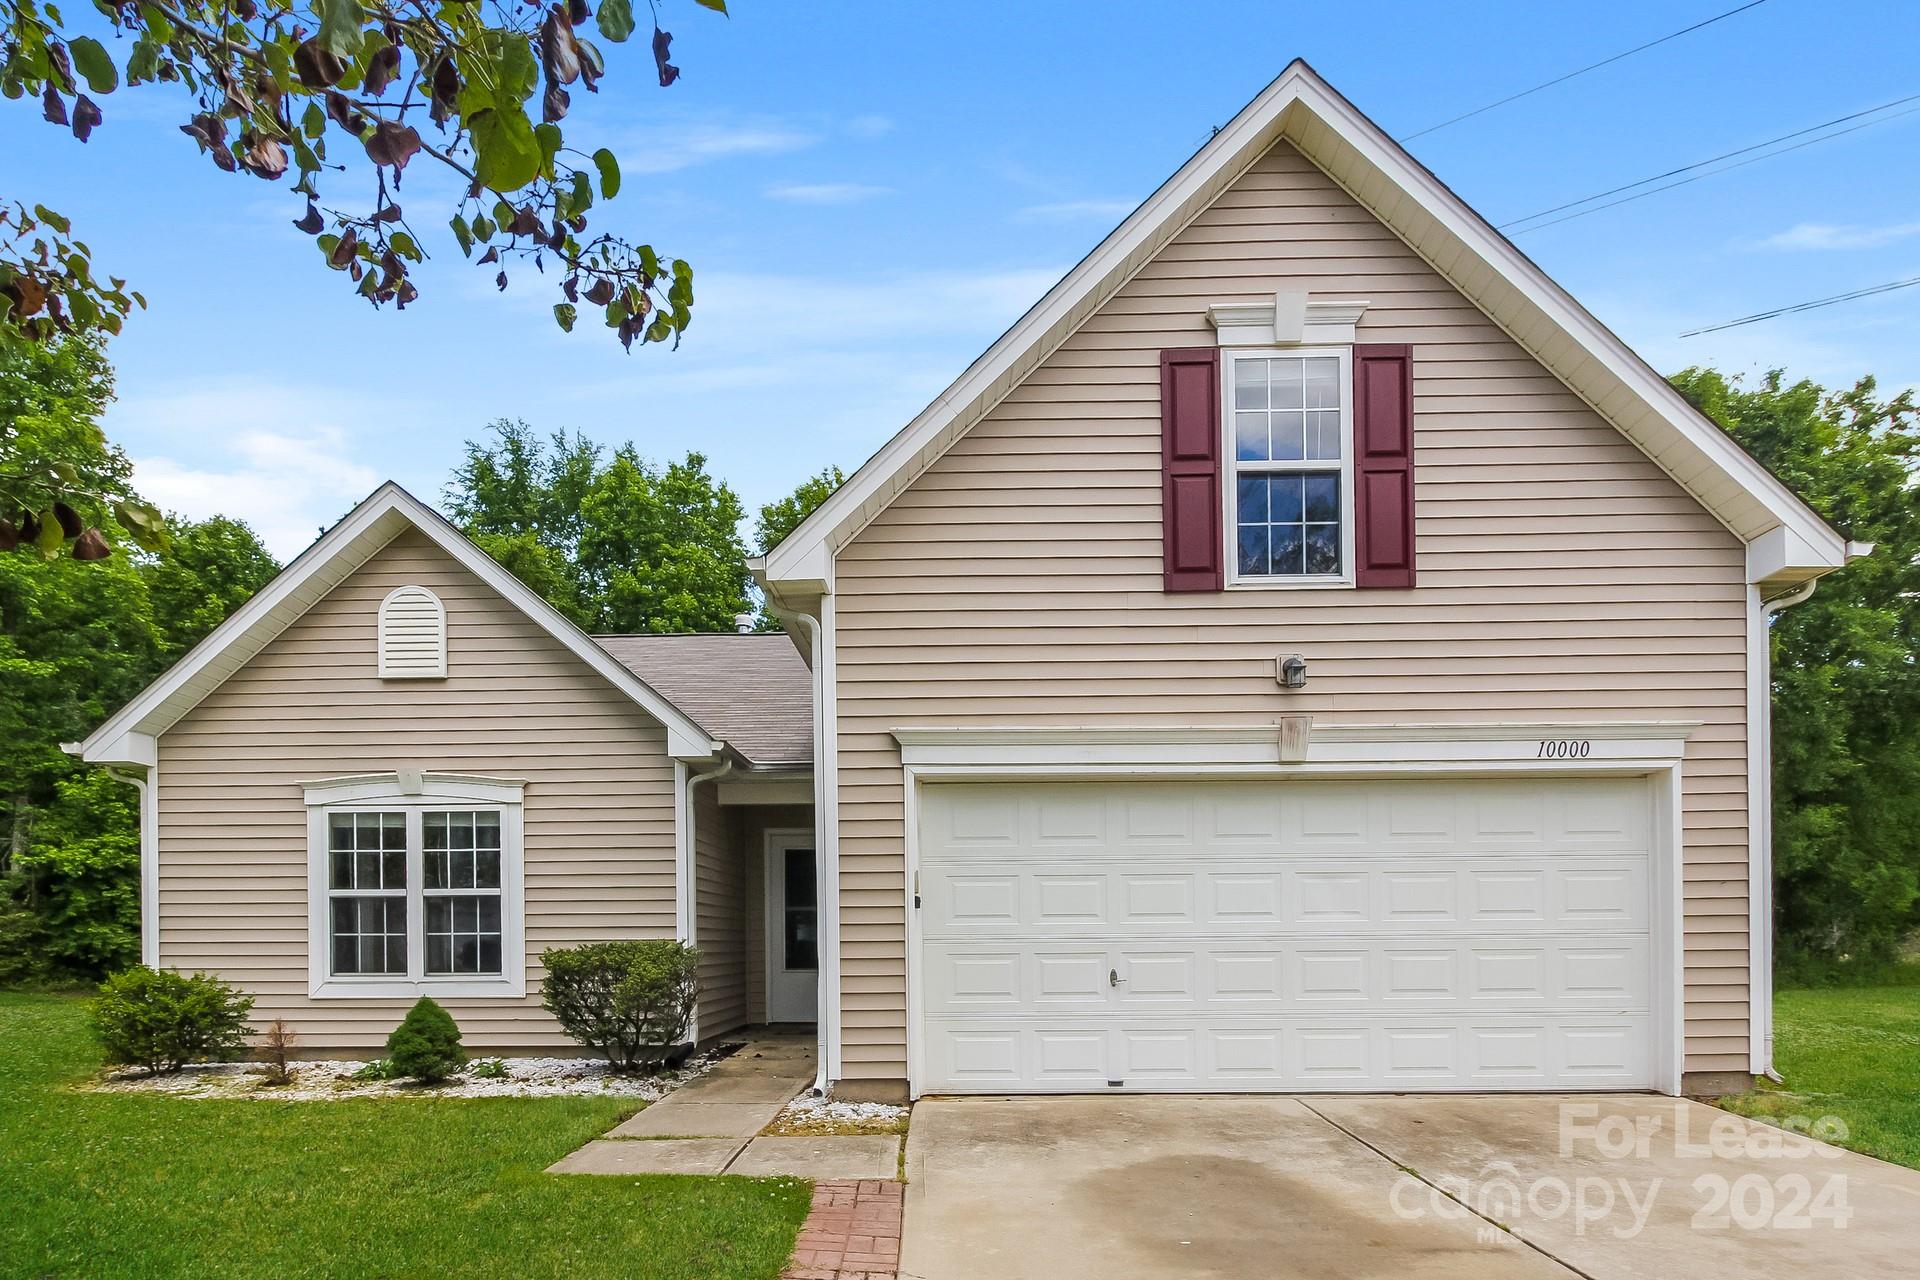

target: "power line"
[1678,276,1920,337]
[1399,0,1772,142]
[1506,101,1920,234]
[1500,92,1920,230]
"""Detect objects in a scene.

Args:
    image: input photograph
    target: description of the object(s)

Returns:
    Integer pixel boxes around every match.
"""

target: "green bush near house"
[386,997,466,1083]
[89,966,253,1074]
[541,940,699,1073]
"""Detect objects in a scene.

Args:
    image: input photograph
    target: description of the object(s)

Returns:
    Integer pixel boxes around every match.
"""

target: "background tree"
[1,333,277,981]
[1673,367,1920,980]
[750,463,841,629]
[2,0,727,355]
[448,420,749,632]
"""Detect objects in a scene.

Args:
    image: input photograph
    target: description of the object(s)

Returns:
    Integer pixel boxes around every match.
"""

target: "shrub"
[468,1057,509,1079]
[386,997,465,1083]
[541,940,699,1073]
[257,1018,299,1086]
[352,1057,400,1082]
[90,966,254,1074]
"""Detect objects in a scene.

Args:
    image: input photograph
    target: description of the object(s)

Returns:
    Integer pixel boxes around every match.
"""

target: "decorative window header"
[1207,291,1371,346]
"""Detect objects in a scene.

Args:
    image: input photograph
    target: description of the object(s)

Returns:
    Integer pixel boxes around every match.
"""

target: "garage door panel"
[921,1014,1655,1092]
[918,778,1655,1092]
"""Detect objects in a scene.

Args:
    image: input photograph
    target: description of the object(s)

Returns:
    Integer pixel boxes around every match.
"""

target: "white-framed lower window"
[1222,346,1355,587]
[304,772,526,999]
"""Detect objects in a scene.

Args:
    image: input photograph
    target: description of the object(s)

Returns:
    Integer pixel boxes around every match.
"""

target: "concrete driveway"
[900,1094,1920,1280]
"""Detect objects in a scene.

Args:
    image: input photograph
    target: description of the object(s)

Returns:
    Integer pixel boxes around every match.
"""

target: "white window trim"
[304,772,526,999]
[1220,345,1357,590]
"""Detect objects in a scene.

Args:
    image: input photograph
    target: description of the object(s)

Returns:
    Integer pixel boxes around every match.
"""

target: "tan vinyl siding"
[831,140,1751,1086]
[694,781,747,1039]
[155,527,680,1053]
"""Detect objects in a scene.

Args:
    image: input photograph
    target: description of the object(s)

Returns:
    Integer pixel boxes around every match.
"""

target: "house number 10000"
[1537,739,1592,758]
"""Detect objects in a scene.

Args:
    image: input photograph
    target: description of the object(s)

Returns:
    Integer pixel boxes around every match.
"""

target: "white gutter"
[1748,577,1820,1083]
[767,599,840,1098]
[679,756,733,1047]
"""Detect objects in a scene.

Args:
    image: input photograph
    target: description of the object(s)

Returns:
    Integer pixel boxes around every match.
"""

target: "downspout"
[771,603,837,1098]
[682,755,734,1047]
[101,764,159,967]
[1752,578,1819,1084]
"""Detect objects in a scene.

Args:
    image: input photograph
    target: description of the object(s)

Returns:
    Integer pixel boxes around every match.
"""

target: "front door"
[766,835,819,1023]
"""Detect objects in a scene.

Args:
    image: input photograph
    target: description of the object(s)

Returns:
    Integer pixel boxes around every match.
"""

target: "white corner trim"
[1208,294,1371,346]
[302,772,527,807]
[77,482,727,766]
[892,721,1698,775]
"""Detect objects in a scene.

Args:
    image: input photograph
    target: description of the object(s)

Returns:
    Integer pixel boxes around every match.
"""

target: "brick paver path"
[781,1179,903,1280]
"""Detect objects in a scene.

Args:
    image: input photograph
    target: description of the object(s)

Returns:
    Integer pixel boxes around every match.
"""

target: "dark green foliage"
[754,465,844,556]
[447,419,752,633]
[385,997,466,1083]
[540,940,699,1072]
[1,337,278,984]
[1673,368,1920,978]
[89,966,254,1074]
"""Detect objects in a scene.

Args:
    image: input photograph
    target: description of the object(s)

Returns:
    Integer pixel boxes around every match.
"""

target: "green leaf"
[315,0,367,59]
[596,0,635,43]
[32,205,70,235]
[471,213,495,242]
[302,102,326,139]
[67,37,118,94]
[450,214,474,256]
[468,106,541,191]
[693,0,727,11]
[592,148,620,200]
[35,509,66,555]
[534,121,563,176]
[553,302,577,332]
[389,231,420,262]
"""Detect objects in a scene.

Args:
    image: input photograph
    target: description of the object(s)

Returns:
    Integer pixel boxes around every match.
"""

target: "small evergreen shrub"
[386,997,466,1083]
[90,966,254,1075]
[541,940,699,1073]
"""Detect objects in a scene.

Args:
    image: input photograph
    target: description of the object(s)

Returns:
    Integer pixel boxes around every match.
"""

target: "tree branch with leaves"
[1,0,725,353]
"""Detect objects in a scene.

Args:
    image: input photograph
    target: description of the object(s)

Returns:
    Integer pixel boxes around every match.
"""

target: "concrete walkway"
[547,1033,899,1180]
[901,1094,1920,1280]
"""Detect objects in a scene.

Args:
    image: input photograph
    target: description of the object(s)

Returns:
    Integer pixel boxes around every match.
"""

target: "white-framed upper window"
[1222,346,1354,587]
[304,773,525,999]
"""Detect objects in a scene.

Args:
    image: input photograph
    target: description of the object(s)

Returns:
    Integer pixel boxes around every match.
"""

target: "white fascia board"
[77,482,724,766]
[760,60,1847,588]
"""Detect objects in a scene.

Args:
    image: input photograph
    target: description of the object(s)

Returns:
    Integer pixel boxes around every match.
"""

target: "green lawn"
[0,993,810,1279]
[1717,978,1920,1170]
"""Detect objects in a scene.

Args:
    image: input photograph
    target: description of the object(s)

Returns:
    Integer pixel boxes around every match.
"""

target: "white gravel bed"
[81,1052,716,1101]
[767,1095,909,1134]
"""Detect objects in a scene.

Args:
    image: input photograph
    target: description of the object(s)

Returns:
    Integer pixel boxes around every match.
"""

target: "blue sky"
[7,0,1918,557]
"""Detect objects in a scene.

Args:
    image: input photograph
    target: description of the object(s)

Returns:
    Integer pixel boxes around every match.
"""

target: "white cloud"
[1751,221,1920,251]
[1014,198,1137,223]
[107,380,408,559]
[617,117,821,174]
[765,182,893,205]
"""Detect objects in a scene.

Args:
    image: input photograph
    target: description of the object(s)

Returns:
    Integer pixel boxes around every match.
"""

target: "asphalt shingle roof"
[592,632,812,768]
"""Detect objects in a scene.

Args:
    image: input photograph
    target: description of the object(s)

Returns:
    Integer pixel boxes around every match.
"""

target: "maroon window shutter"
[1161,347,1223,592]
[1352,344,1415,589]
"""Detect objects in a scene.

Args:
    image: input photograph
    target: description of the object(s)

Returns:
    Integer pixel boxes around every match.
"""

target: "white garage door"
[916,776,1654,1093]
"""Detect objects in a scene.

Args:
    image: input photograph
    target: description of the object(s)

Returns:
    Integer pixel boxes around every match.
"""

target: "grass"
[0,993,811,1279]
[1716,972,1920,1171]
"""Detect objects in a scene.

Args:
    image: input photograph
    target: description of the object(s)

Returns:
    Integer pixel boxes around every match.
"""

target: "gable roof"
[596,633,812,768]
[757,60,1852,593]
[74,483,725,766]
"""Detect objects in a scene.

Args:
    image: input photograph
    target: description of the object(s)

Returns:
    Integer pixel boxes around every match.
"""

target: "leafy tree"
[0,334,163,560]
[447,420,750,633]
[1673,367,1920,979]
[145,515,282,658]
[2,0,727,351]
[755,465,843,554]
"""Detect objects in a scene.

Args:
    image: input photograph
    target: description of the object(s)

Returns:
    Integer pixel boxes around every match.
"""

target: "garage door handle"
[1109,968,1122,987]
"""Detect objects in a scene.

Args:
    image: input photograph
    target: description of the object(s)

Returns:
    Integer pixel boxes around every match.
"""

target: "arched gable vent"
[378,585,447,678]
